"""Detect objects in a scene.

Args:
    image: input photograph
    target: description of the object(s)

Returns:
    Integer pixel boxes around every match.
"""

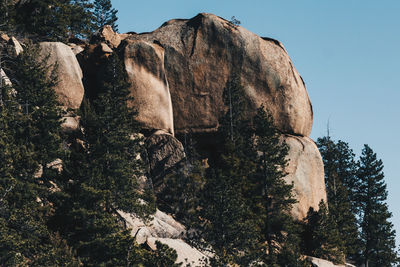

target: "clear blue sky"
[112,0,400,245]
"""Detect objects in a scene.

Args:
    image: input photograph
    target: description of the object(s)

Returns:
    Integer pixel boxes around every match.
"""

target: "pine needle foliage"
[356,145,398,267]
[0,44,79,266]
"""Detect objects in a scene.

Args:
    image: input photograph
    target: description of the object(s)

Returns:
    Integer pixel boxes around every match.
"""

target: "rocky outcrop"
[37,13,325,221]
[118,208,208,266]
[118,209,186,242]
[307,257,356,267]
[91,25,123,48]
[39,42,84,109]
[147,238,208,266]
[145,130,185,191]
[8,36,23,57]
[1,68,11,87]
[129,13,312,136]
[122,40,174,134]
[284,135,327,220]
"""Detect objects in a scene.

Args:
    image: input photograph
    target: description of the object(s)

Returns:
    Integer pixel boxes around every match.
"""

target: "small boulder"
[0,32,9,42]
[7,36,23,57]
[1,68,12,87]
[100,43,113,53]
[92,25,122,48]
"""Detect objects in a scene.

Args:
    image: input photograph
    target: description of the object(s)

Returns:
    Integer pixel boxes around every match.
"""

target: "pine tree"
[356,145,398,267]
[0,0,16,32]
[190,75,259,265]
[192,75,304,265]
[157,160,205,225]
[303,201,345,264]
[198,165,259,266]
[50,53,159,265]
[317,136,360,261]
[92,0,118,32]
[15,0,93,41]
[0,44,79,266]
[251,106,301,266]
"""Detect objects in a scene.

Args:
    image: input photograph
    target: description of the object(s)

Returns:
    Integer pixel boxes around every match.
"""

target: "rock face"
[92,25,123,48]
[47,13,325,221]
[147,238,208,266]
[145,130,185,191]
[122,40,174,134]
[39,42,84,109]
[284,135,327,219]
[129,13,313,136]
[118,208,208,266]
[8,36,23,57]
[118,209,186,241]
[307,256,356,267]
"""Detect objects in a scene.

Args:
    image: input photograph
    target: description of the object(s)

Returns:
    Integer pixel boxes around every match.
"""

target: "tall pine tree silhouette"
[52,53,157,265]
[317,136,360,261]
[356,145,398,267]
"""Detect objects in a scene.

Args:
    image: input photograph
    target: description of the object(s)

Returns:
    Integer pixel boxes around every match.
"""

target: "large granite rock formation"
[122,40,174,134]
[40,13,325,221]
[39,42,84,109]
[128,13,313,136]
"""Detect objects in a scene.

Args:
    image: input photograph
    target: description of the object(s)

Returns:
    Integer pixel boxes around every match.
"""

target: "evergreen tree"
[251,106,301,266]
[317,136,360,261]
[157,160,205,225]
[356,145,398,267]
[198,160,258,266]
[190,75,258,265]
[303,201,345,265]
[192,75,304,266]
[15,0,93,41]
[0,0,16,32]
[92,0,118,32]
[0,44,79,266]
[50,53,159,265]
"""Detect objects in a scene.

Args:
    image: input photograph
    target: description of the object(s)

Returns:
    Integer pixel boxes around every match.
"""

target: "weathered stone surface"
[1,68,11,87]
[7,36,23,57]
[61,115,79,133]
[40,42,84,109]
[92,25,122,48]
[283,135,327,220]
[307,256,356,267]
[0,32,9,42]
[122,40,174,134]
[68,43,85,55]
[147,238,208,266]
[100,43,113,53]
[129,13,313,136]
[145,130,185,191]
[118,209,186,242]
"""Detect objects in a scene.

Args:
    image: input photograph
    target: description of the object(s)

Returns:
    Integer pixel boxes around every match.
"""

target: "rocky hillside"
[41,13,326,220]
[1,13,331,265]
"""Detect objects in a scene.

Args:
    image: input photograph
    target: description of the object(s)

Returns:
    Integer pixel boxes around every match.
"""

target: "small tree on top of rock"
[92,0,118,32]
